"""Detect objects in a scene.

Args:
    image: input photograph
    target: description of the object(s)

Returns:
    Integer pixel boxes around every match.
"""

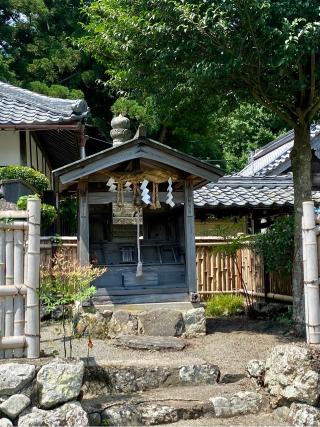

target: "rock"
[288,403,320,426]
[210,392,263,418]
[37,360,84,408]
[114,335,186,351]
[179,364,220,385]
[88,412,101,426]
[101,310,113,321]
[108,366,171,393]
[139,404,179,425]
[0,419,13,427]
[108,311,138,337]
[182,308,206,337]
[264,345,320,407]
[0,364,35,396]
[0,394,30,419]
[102,405,139,426]
[18,402,88,427]
[246,360,265,384]
[75,313,109,339]
[274,406,290,421]
[138,309,184,337]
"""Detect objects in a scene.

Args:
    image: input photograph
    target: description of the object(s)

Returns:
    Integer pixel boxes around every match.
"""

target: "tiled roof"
[238,125,320,177]
[0,82,89,126]
[194,177,294,208]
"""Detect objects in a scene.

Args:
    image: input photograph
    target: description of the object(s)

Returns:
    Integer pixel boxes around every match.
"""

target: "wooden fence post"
[26,198,41,358]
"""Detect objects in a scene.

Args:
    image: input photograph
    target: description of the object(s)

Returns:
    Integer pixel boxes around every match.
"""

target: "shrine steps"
[92,291,190,306]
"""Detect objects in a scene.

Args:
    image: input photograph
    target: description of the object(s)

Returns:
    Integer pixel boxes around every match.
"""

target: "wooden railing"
[39,236,292,302]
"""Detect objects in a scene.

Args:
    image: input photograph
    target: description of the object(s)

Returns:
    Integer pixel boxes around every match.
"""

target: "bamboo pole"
[26,198,41,358]
[0,229,5,358]
[5,230,14,358]
[302,201,320,344]
[0,335,26,349]
[13,228,25,358]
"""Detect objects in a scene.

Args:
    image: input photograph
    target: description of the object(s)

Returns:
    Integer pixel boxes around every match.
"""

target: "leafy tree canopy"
[0,0,113,132]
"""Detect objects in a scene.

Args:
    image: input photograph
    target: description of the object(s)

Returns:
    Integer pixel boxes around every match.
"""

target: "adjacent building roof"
[0,81,89,127]
[238,124,320,177]
[194,176,295,208]
[194,125,320,209]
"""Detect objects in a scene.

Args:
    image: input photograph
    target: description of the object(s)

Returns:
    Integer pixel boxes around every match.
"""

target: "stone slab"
[113,335,186,351]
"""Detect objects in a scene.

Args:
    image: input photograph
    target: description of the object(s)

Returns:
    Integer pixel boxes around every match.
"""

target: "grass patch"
[205,293,245,317]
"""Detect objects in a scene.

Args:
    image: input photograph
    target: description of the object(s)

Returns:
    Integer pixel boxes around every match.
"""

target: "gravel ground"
[40,317,300,426]
[40,317,300,373]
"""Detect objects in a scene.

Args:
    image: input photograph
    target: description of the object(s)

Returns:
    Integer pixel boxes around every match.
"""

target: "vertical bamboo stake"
[302,201,320,344]
[5,230,14,358]
[26,198,41,358]
[14,228,24,358]
[0,229,5,358]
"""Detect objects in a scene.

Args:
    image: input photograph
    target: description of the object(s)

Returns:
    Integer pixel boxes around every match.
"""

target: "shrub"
[253,215,294,273]
[205,293,245,317]
[0,166,49,193]
[17,195,58,229]
[40,251,107,358]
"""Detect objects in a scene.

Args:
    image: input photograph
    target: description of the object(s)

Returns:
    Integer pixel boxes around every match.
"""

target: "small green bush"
[205,293,245,317]
[17,195,57,229]
[0,166,49,193]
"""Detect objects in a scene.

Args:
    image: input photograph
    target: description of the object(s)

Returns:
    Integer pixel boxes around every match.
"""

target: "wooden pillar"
[78,180,89,265]
[184,178,197,295]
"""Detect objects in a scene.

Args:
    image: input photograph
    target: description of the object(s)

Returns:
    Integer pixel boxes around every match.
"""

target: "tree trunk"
[291,123,312,332]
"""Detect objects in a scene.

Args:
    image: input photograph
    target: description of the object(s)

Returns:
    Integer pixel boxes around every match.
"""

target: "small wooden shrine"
[53,116,223,305]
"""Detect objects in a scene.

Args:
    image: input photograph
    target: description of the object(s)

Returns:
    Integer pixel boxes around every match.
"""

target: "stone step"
[82,384,270,426]
[82,360,220,396]
[113,335,187,351]
[92,292,190,305]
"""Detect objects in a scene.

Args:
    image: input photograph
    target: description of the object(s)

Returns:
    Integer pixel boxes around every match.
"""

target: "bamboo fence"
[0,198,41,359]
[195,237,292,302]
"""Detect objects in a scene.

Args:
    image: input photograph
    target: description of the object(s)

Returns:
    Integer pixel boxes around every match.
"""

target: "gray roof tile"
[0,82,89,125]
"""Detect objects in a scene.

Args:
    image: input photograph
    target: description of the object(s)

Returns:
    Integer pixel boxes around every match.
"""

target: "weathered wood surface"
[78,180,89,266]
[113,335,186,351]
[196,237,292,301]
[184,179,197,295]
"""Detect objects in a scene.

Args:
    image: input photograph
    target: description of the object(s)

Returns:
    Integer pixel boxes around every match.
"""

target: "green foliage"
[17,195,58,229]
[27,81,83,99]
[253,216,294,274]
[0,166,49,193]
[112,97,160,134]
[276,307,294,329]
[59,197,78,235]
[205,294,245,317]
[0,0,111,132]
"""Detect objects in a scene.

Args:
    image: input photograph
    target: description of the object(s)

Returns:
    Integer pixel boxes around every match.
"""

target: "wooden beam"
[0,123,82,131]
[59,145,141,184]
[184,179,197,295]
[78,180,89,265]
[88,191,184,205]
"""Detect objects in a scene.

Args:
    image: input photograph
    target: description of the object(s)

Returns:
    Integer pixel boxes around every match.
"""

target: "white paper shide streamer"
[140,179,151,205]
[166,177,175,207]
[106,177,117,192]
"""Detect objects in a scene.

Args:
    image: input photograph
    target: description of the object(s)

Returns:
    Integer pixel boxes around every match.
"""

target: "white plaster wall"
[0,131,21,166]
